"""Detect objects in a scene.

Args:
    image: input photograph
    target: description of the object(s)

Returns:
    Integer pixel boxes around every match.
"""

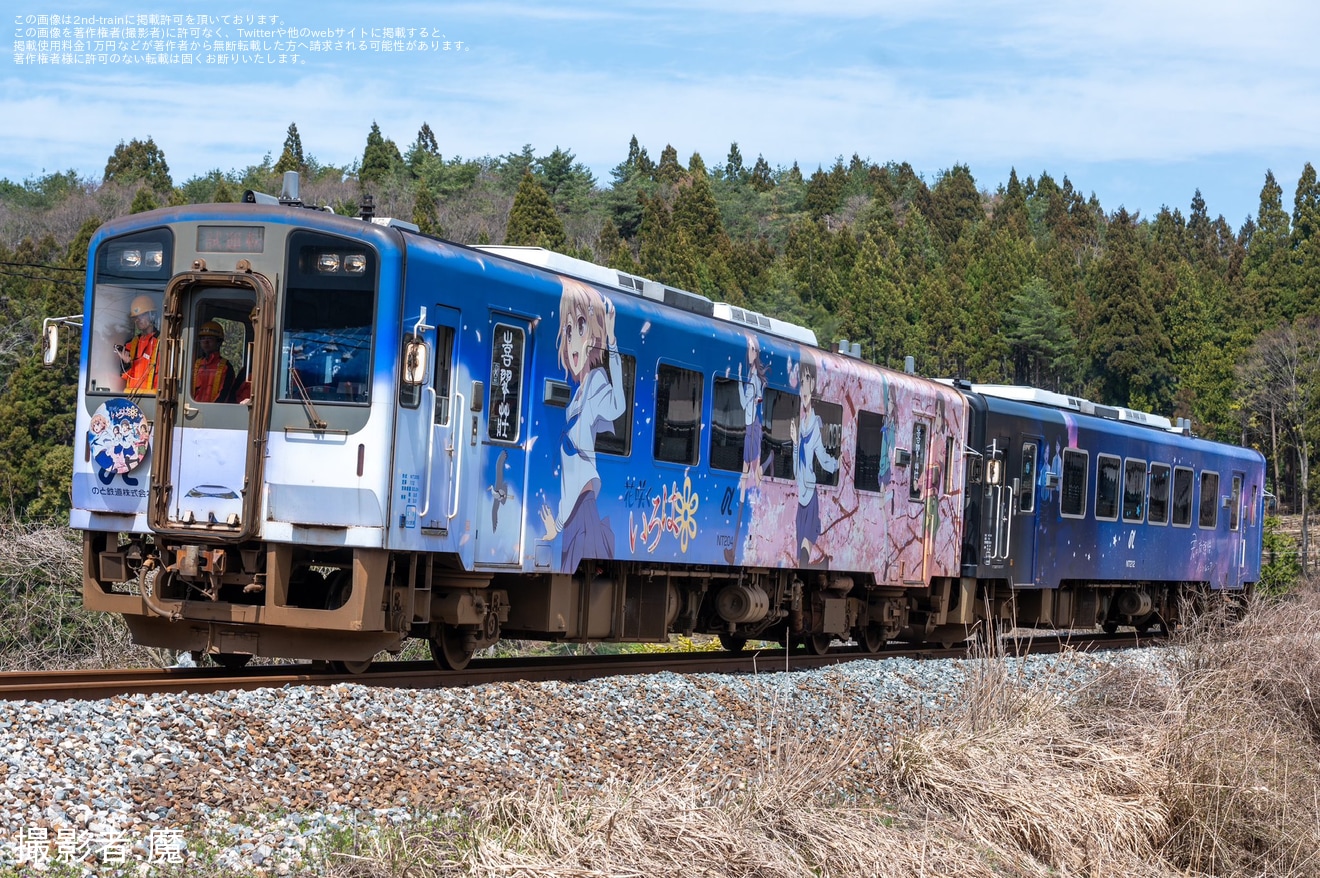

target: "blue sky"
[6,1,1319,228]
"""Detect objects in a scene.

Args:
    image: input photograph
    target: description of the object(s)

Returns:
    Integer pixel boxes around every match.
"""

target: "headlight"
[316,252,341,273]
[116,247,164,270]
[344,253,367,274]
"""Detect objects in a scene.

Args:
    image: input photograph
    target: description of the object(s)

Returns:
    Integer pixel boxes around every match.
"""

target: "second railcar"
[957,384,1265,633]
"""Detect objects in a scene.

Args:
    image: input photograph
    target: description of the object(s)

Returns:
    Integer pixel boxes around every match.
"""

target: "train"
[49,172,1266,672]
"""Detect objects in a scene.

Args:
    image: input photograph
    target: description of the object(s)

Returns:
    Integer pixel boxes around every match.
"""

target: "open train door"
[149,271,275,541]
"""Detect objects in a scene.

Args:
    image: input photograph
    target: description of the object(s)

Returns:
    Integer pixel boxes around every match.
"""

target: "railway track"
[0,630,1160,702]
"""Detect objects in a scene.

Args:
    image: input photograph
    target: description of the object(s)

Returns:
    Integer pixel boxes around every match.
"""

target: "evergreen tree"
[655,145,684,186]
[360,121,401,184]
[1292,162,1320,248]
[1085,208,1173,409]
[504,170,566,251]
[103,137,173,192]
[804,164,844,218]
[213,177,237,203]
[597,218,637,272]
[129,187,159,214]
[1245,170,1294,323]
[929,164,981,245]
[274,123,305,174]
[537,146,596,215]
[412,184,439,236]
[992,168,1030,238]
[723,143,748,185]
[1002,277,1077,389]
[749,155,774,193]
[672,160,729,258]
[417,122,439,156]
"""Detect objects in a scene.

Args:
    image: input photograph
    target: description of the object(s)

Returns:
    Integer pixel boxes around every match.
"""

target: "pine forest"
[1,122,1318,546]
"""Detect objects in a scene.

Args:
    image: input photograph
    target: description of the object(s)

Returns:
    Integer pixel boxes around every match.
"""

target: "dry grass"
[1152,587,1320,876]
[0,519,149,669]
[312,585,1320,878]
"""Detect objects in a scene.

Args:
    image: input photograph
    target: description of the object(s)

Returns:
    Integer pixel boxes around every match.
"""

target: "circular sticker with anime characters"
[88,398,151,478]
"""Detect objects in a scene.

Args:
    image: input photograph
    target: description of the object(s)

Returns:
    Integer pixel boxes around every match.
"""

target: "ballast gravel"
[0,647,1172,874]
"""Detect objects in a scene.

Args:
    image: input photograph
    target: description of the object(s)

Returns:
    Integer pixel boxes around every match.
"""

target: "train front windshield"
[280,230,377,406]
[85,229,173,398]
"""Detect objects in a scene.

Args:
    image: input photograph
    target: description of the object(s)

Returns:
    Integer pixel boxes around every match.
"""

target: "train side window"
[1199,471,1220,528]
[1019,441,1038,513]
[1061,448,1088,518]
[487,324,524,443]
[854,410,885,493]
[432,325,455,427]
[1171,466,1194,527]
[815,400,843,488]
[710,377,745,473]
[595,354,635,457]
[1229,474,1242,531]
[654,364,702,465]
[1148,463,1171,525]
[945,436,957,494]
[762,388,799,479]
[909,421,930,500]
[1095,454,1120,521]
[1122,458,1146,523]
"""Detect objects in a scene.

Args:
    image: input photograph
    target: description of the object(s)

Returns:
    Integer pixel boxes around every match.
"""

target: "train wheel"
[805,634,832,655]
[1101,620,1119,634]
[212,653,252,670]
[430,625,474,671]
[718,633,748,653]
[857,626,885,654]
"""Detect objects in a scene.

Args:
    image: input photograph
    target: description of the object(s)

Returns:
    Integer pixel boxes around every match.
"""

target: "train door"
[1009,437,1041,586]
[474,313,532,566]
[149,272,274,539]
[409,305,461,538]
[1228,470,1247,586]
[982,437,1012,571]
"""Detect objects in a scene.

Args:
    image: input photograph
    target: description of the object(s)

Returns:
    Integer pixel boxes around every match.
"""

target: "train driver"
[116,295,160,393]
[192,320,237,403]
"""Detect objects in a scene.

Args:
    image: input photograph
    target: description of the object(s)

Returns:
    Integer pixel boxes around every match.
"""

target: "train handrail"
[448,391,465,521]
[418,385,437,519]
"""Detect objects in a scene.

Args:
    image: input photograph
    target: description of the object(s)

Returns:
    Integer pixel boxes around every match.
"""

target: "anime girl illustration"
[88,398,150,485]
[790,350,839,567]
[539,278,627,573]
[724,334,769,563]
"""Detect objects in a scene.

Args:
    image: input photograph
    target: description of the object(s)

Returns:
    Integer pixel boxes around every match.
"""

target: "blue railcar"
[958,384,1265,632]
[56,176,1265,670]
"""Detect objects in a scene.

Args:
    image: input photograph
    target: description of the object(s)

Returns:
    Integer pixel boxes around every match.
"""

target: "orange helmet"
[129,295,156,318]
[198,320,225,340]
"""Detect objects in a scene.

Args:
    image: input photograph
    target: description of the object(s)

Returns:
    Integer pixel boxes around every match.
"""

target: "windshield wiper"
[288,362,327,430]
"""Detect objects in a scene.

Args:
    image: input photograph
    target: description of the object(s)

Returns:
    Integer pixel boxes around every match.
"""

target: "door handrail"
[418,385,437,519]
[448,391,465,521]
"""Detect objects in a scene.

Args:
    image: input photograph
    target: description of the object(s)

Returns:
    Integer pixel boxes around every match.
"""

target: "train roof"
[944,381,1185,434]
[474,245,818,347]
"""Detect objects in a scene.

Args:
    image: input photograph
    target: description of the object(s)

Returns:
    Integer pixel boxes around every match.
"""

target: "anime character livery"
[540,278,626,574]
[62,178,1264,675]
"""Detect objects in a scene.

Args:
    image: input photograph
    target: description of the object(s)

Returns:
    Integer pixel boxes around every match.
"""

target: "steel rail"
[0,631,1161,702]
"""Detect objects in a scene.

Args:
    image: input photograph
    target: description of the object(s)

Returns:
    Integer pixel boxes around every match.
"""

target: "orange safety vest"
[122,331,159,394]
[192,353,235,402]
